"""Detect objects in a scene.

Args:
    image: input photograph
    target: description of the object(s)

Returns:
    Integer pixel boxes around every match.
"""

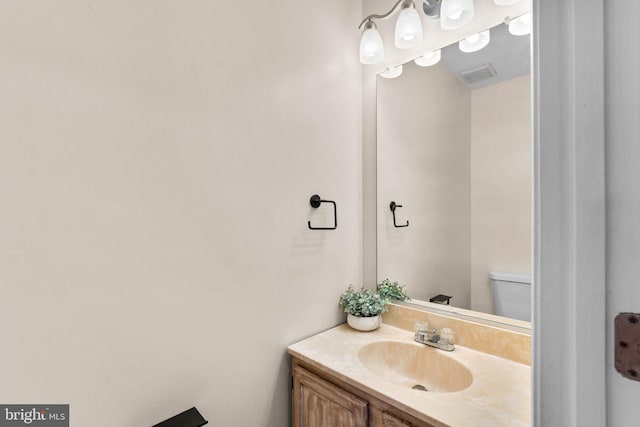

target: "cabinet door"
[381,411,412,427]
[370,406,419,427]
[292,365,368,427]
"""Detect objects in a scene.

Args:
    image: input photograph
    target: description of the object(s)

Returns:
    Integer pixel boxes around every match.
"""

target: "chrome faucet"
[414,325,455,351]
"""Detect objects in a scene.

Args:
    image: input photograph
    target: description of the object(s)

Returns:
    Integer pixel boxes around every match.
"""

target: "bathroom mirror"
[377,22,532,325]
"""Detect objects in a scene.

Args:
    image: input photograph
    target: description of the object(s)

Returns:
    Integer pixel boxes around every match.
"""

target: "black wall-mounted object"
[390,201,409,228]
[430,294,452,305]
[152,407,208,427]
[308,194,337,230]
[615,313,640,382]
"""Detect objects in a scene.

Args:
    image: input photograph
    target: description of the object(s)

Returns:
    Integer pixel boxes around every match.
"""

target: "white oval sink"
[358,341,473,393]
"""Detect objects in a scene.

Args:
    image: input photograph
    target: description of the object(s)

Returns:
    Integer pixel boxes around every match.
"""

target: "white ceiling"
[440,22,531,90]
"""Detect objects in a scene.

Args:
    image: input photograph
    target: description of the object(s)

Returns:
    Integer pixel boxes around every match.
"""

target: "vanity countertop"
[288,323,531,427]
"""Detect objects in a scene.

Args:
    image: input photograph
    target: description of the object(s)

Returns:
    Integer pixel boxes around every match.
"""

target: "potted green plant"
[338,281,411,332]
[338,285,389,331]
[376,279,411,302]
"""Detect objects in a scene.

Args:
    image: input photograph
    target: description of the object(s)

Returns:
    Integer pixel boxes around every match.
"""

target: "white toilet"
[489,271,532,321]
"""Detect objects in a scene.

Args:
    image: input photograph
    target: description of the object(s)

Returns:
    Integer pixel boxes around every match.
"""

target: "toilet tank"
[489,271,532,322]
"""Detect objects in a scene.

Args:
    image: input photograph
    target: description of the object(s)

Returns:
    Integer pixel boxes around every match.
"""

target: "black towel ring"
[308,195,337,230]
[390,201,409,228]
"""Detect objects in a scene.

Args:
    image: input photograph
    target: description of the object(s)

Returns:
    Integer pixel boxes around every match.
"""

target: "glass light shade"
[359,26,384,64]
[440,0,475,30]
[414,49,441,67]
[509,13,532,36]
[380,65,403,79]
[494,0,524,5]
[458,30,490,52]
[394,6,423,49]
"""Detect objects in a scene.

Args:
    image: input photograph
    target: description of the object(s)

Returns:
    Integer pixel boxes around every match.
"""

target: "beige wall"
[470,75,532,313]
[0,1,361,426]
[377,62,471,307]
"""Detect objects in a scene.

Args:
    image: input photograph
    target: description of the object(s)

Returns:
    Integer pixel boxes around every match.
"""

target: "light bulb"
[466,33,480,44]
[380,65,403,79]
[448,11,463,20]
[414,49,441,67]
[509,12,532,36]
[459,29,490,52]
[359,21,384,65]
[440,0,475,31]
[394,5,423,49]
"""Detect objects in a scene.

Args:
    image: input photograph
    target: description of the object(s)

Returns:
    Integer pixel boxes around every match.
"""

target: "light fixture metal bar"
[422,0,441,18]
[358,0,414,29]
[503,12,530,25]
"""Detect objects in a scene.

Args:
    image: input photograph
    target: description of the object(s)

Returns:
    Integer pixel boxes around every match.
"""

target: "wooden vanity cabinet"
[292,358,436,427]
[292,364,368,427]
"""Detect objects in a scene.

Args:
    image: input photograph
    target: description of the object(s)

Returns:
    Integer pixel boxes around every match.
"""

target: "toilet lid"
[489,271,531,284]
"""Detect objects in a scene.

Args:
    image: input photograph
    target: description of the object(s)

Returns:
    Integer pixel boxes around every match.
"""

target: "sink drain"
[411,384,428,392]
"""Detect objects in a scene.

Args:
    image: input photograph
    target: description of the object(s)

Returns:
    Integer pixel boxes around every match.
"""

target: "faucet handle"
[440,327,455,345]
[414,321,429,333]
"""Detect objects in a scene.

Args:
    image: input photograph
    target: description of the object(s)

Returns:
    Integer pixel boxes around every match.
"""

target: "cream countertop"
[288,323,531,427]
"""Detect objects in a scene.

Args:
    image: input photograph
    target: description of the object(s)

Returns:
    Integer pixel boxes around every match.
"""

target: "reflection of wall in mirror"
[470,74,531,314]
[377,64,531,315]
[377,62,471,308]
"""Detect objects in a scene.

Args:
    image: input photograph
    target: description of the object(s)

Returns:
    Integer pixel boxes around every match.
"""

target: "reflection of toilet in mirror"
[489,272,531,322]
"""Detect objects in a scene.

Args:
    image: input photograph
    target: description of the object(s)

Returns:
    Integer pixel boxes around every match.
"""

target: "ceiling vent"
[458,63,497,85]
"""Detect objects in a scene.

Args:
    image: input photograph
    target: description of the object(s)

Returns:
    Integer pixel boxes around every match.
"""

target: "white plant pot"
[347,314,382,332]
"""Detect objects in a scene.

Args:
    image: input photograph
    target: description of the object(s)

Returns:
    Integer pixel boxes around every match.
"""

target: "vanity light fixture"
[395,1,424,49]
[380,65,403,79]
[359,20,384,64]
[414,49,441,67]
[440,0,475,31]
[358,0,424,65]
[458,30,490,52]
[507,12,532,36]
[422,0,442,18]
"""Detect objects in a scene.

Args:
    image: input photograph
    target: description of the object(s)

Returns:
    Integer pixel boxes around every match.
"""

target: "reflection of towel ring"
[308,195,337,230]
[389,201,409,228]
